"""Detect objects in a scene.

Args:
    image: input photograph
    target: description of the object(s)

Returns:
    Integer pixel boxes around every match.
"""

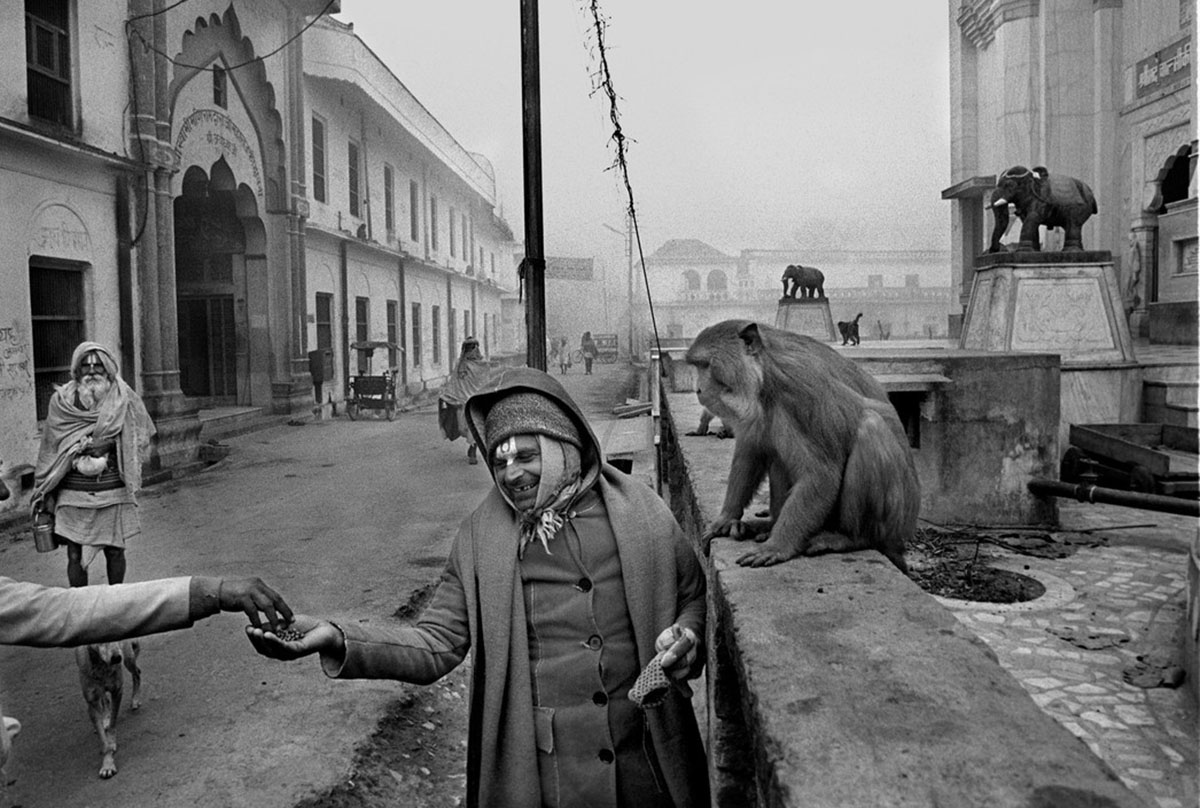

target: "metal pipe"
[1028,479,1199,518]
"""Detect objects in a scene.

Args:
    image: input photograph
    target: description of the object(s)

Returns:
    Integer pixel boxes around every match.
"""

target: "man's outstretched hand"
[217,577,293,631]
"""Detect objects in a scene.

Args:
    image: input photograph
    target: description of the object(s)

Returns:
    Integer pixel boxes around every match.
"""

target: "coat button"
[598,748,614,764]
[592,691,608,706]
[586,634,603,650]
[576,577,593,592]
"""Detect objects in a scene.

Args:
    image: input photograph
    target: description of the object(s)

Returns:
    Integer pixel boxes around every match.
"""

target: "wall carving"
[175,109,264,199]
[27,202,91,262]
[1012,278,1115,351]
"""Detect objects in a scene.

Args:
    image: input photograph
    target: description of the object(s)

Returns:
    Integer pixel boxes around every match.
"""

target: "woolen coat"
[327,368,709,807]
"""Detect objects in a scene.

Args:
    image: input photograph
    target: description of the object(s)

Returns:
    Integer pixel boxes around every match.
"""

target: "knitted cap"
[484,391,582,457]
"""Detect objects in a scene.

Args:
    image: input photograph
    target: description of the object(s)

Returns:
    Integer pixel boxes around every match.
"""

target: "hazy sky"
[333,2,952,268]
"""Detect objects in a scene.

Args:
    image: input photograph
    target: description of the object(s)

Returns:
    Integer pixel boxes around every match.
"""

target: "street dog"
[75,640,141,778]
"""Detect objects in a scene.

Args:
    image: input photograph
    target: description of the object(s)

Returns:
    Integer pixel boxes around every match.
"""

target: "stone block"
[774,298,837,341]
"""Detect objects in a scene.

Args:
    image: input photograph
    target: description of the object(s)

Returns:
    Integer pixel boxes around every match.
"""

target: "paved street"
[0,360,640,808]
[937,503,1198,808]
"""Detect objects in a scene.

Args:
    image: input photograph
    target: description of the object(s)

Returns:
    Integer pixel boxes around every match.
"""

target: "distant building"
[943,0,1197,344]
[632,240,955,349]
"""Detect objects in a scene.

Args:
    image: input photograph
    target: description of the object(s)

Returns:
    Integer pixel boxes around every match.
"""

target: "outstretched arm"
[0,575,292,648]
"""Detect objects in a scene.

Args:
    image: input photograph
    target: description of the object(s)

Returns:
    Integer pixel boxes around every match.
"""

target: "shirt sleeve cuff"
[319,621,350,678]
[188,576,222,621]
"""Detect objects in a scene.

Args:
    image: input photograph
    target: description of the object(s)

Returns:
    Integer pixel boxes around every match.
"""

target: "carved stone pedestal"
[961,252,1139,449]
[775,298,836,341]
[961,252,1134,363]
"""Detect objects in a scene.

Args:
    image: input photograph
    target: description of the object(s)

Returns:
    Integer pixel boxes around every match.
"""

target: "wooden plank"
[1069,424,1169,476]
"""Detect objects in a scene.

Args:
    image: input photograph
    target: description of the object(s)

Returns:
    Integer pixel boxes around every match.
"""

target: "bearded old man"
[31,342,156,588]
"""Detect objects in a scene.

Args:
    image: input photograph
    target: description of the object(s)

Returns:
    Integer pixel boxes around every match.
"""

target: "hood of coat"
[464,367,602,493]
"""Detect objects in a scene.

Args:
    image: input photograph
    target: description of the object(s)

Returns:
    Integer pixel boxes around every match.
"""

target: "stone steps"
[1143,379,1199,429]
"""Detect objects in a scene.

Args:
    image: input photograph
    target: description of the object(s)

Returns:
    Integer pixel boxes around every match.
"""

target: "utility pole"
[520,0,547,370]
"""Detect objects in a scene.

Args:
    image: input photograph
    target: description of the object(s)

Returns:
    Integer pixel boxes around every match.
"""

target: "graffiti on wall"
[0,323,33,399]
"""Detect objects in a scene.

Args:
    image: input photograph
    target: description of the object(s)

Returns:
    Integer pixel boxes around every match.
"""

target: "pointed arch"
[168,6,286,211]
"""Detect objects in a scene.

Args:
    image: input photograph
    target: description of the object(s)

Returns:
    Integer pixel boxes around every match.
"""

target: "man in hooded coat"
[248,367,709,807]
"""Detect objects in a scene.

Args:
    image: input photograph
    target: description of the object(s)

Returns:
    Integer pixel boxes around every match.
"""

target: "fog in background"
[334,2,953,272]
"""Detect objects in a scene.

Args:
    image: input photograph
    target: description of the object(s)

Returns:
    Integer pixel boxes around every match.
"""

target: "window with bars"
[355,296,369,372]
[312,116,326,203]
[431,305,441,365]
[383,165,395,236]
[29,262,84,420]
[386,299,398,367]
[409,180,419,242]
[464,310,471,343]
[213,65,227,108]
[430,196,439,252]
[348,141,361,218]
[315,293,333,351]
[449,207,456,257]
[410,303,421,367]
[449,307,457,355]
[25,0,72,129]
[462,214,469,265]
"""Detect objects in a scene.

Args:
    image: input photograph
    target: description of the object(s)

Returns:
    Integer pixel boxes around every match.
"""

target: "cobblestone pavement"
[937,503,1197,808]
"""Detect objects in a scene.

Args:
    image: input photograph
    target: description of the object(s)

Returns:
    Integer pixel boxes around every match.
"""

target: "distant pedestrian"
[556,337,572,374]
[31,342,156,587]
[580,331,597,375]
[249,367,709,808]
[438,337,491,464]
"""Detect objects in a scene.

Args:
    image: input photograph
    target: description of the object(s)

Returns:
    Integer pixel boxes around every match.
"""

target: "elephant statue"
[781,264,825,299]
[988,166,1097,253]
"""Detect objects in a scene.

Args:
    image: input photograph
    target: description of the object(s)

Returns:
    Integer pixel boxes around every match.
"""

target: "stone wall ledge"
[704,541,1143,807]
[661,391,1145,807]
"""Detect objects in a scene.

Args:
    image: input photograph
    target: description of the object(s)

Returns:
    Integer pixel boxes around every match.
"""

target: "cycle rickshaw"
[347,340,401,421]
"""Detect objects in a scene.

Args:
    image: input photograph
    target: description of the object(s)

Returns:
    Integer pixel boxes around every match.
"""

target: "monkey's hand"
[703,515,751,543]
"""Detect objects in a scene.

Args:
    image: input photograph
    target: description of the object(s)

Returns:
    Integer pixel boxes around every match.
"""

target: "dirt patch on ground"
[906,523,1100,603]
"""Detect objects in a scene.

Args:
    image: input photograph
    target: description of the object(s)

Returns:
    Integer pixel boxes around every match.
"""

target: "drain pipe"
[1028,479,1199,518]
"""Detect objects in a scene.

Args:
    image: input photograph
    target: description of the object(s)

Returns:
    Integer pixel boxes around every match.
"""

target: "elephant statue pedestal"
[961,251,1140,450]
[961,251,1132,363]
[775,297,837,342]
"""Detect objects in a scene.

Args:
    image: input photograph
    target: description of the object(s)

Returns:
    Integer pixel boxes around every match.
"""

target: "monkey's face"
[691,360,758,426]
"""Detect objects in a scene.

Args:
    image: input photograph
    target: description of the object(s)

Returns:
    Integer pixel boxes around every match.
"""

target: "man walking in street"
[31,342,156,587]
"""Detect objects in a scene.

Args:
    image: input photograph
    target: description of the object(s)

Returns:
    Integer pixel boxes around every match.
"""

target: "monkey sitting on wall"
[684,319,918,571]
[837,313,863,346]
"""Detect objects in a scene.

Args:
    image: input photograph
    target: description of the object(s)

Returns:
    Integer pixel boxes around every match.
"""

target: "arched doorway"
[173,158,264,405]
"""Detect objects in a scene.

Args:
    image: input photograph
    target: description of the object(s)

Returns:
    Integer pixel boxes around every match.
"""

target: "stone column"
[1093,0,1123,272]
[278,8,313,414]
[129,0,199,479]
[993,0,1042,164]
[1128,213,1158,337]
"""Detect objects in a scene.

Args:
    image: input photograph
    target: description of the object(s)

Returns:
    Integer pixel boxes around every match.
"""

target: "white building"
[942,0,1196,343]
[0,0,519,512]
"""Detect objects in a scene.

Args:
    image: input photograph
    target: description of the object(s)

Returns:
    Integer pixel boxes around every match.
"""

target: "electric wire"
[581,1,662,361]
